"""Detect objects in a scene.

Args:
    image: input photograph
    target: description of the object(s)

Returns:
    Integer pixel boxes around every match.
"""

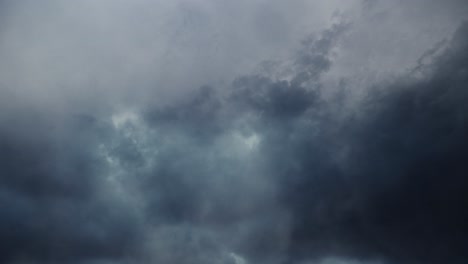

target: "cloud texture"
[0,1,468,263]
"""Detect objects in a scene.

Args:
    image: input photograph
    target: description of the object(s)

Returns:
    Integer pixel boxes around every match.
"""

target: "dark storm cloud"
[1,1,468,264]
[276,22,468,263]
[130,23,348,264]
[139,20,468,264]
[0,112,142,263]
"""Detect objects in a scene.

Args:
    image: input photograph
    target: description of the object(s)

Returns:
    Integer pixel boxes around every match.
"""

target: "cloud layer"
[1,1,468,263]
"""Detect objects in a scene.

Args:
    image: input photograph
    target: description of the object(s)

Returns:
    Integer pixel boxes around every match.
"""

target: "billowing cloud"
[0,1,467,264]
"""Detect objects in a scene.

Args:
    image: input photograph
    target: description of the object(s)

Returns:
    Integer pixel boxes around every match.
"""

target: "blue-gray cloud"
[1,1,468,264]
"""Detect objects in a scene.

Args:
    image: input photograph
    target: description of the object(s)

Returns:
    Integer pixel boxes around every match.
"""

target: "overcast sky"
[1,1,468,263]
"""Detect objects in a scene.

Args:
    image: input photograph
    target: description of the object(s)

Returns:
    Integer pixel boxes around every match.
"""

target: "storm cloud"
[1,1,468,264]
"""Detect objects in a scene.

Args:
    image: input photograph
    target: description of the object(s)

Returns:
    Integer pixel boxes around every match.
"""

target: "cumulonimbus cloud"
[0,1,467,264]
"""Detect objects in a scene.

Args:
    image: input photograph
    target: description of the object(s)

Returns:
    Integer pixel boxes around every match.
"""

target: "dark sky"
[1,1,468,263]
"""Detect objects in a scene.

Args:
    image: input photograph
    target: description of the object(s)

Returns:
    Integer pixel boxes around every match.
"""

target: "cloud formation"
[0,1,468,264]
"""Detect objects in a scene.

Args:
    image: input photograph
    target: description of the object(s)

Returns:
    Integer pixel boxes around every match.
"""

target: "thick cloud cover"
[1,1,468,264]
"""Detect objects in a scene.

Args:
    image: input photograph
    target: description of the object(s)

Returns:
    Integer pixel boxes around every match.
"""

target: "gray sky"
[1,1,468,263]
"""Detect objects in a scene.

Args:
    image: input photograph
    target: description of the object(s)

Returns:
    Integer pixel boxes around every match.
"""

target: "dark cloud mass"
[1,1,468,264]
[281,22,468,264]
